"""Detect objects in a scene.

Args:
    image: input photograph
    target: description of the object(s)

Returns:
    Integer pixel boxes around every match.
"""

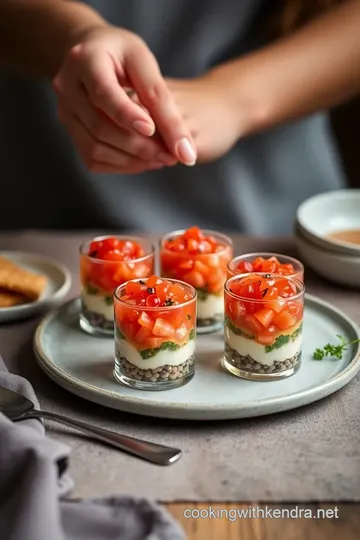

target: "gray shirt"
[0,0,346,234]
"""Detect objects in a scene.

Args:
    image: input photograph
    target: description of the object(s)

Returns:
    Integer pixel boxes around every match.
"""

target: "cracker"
[0,256,47,300]
[0,288,29,307]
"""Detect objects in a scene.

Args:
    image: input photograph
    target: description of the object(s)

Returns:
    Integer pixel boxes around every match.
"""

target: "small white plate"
[296,189,360,256]
[0,251,71,323]
[34,295,360,421]
[295,231,360,288]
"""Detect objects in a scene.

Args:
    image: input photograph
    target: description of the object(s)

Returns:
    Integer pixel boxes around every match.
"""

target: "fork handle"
[23,409,182,466]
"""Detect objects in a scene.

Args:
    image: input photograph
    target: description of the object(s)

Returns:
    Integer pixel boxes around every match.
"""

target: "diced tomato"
[146,295,161,307]
[235,260,253,273]
[125,281,142,296]
[229,300,246,319]
[194,260,210,276]
[155,281,172,302]
[182,270,206,289]
[234,255,297,277]
[146,275,160,288]
[138,311,154,330]
[257,332,275,345]
[187,238,200,253]
[274,278,297,297]
[254,308,274,328]
[143,337,164,349]
[88,237,145,261]
[178,260,195,271]
[286,300,303,318]
[265,299,286,314]
[135,326,152,344]
[183,226,203,241]
[169,282,187,299]
[163,227,229,258]
[101,249,125,262]
[273,310,297,330]
[124,322,138,341]
[243,314,265,335]
[126,309,140,322]
[113,262,133,282]
[152,318,175,337]
[174,323,189,342]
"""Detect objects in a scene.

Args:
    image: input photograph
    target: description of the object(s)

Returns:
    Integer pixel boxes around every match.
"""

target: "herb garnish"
[140,341,180,359]
[165,298,174,306]
[139,280,145,285]
[147,287,155,294]
[313,335,360,360]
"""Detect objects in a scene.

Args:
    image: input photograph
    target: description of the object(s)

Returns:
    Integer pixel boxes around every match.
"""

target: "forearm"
[0,0,107,77]
[216,0,360,135]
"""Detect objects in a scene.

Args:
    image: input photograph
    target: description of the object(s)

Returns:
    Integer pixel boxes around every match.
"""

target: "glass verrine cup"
[223,273,305,381]
[114,276,197,390]
[160,228,233,334]
[79,235,154,336]
[227,252,304,281]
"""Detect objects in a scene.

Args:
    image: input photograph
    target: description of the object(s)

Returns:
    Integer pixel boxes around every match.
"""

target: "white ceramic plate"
[296,189,360,256]
[34,296,360,421]
[295,231,360,288]
[0,251,71,323]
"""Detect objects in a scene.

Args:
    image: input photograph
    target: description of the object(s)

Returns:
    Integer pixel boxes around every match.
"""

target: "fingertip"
[133,120,156,137]
[175,138,197,166]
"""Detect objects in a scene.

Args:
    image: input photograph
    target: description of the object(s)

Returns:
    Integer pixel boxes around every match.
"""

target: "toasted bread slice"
[0,288,29,307]
[0,256,47,300]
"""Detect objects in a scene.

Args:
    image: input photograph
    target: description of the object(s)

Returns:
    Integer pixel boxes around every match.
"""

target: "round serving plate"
[34,296,360,421]
[0,251,71,323]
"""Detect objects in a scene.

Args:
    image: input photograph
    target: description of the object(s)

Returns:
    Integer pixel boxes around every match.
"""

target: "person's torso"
[0,0,346,232]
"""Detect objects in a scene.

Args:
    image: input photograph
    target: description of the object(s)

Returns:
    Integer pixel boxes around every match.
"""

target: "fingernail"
[176,138,197,166]
[157,152,177,165]
[133,120,155,137]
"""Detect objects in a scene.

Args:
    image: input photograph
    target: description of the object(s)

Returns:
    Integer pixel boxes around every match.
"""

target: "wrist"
[208,60,272,139]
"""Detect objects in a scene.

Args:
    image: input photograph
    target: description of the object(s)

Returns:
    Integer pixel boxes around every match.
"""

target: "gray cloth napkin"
[0,356,184,540]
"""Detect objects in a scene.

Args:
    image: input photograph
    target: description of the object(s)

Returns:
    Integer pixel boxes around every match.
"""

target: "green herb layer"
[264,323,303,353]
[225,317,303,353]
[117,328,195,360]
[224,316,254,340]
[140,341,180,359]
[85,283,99,295]
[196,288,210,302]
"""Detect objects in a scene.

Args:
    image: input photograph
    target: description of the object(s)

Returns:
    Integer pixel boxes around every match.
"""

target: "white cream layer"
[82,292,113,321]
[225,327,302,366]
[116,337,195,370]
[197,293,223,319]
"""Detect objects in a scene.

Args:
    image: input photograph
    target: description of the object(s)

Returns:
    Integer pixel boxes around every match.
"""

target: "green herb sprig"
[313,335,360,360]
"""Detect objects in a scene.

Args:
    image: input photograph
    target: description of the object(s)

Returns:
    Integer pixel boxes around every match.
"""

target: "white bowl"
[295,230,360,288]
[296,190,360,256]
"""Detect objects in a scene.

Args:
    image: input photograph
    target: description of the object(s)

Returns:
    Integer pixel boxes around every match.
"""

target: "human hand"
[165,71,245,163]
[53,26,197,173]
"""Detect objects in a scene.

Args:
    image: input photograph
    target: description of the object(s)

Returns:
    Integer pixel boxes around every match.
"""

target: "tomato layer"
[230,255,302,280]
[115,276,196,350]
[225,274,303,345]
[161,227,232,294]
[81,237,153,294]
